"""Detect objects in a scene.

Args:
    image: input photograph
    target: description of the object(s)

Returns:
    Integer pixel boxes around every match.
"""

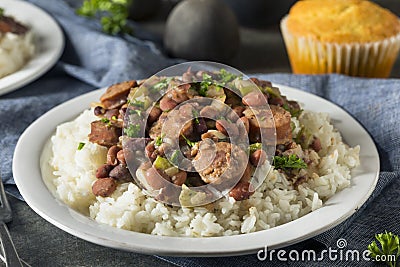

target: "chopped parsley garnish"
[151,77,172,92]
[181,134,196,147]
[249,143,262,154]
[282,103,303,118]
[273,155,307,171]
[170,150,179,165]
[129,109,142,116]
[130,99,145,108]
[155,134,164,146]
[192,109,200,124]
[101,118,110,123]
[77,142,85,150]
[124,124,140,138]
[218,69,239,85]
[198,73,213,96]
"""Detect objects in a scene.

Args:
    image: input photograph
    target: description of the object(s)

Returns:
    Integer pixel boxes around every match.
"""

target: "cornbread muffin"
[281,0,400,77]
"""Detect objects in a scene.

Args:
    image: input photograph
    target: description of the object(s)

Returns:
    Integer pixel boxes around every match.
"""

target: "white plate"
[0,0,64,96]
[13,85,380,256]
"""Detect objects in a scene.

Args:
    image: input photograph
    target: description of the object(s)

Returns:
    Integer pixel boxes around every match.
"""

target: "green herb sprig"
[124,124,140,137]
[77,0,132,35]
[368,231,400,267]
[273,155,307,171]
[181,134,196,147]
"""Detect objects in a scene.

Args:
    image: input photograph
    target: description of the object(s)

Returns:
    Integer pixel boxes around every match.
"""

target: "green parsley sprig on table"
[368,231,400,267]
[77,0,132,35]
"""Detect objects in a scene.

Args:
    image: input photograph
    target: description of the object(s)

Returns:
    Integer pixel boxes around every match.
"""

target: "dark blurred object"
[128,0,161,21]
[164,0,240,62]
[223,0,296,28]
[371,0,400,15]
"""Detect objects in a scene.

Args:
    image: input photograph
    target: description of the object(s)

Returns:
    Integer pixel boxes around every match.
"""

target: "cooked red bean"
[95,164,114,178]
[237,116,249,134]
[160,96,177,111]
[269,97,284,106]
[311,137,322,152]
[200,106,218,119]
[147,106,162,125]
[92,178,117,197]
[170,84,190,103]
[105,109,120,120]
[250,149,267,166]
[195,118,208,134]
[233,106,245,117]
[94,106,105,116]
[216,120,239,137]
[118,107,127,120]
[242,92,267,106]
[107,145,121,166]
[226,106,244,122]
[179,120,194,138]
[116,149,126,165]
[145,167,170,190]
[145,143,157,162]
[182,71,194,83]
[229,181,254,201]
[109,164,132,182]
[215,120,228,135]
[171,171,187,186]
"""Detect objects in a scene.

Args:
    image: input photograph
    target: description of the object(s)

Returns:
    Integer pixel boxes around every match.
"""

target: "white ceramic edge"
[0,0,65,96]
[13,84,380,256]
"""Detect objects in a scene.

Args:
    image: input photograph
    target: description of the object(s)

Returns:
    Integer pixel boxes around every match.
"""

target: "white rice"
[0,30,34,78]
[49,108,360,236]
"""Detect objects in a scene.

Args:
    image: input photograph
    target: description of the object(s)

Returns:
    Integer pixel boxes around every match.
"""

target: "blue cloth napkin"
[0,0,399,266]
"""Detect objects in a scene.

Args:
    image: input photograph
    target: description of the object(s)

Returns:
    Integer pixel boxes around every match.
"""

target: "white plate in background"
[0,0,64,96]
[13,85,380,256]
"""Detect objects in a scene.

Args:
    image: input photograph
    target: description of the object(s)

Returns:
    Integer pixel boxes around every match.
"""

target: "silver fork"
[0,178,23,267]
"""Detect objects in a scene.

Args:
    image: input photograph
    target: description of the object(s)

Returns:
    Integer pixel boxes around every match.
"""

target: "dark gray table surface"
[5,1,400,266]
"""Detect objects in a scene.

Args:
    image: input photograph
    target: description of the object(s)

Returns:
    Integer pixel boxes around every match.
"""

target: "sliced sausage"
[194,142,247,184]
[271,105,292,144]
[100,81,136,109]
[88,120,122,147]
[0,16,29,35]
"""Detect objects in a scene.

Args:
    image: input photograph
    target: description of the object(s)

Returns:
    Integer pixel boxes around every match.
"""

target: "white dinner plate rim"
[13,84,380,256]
[0,0,64,96]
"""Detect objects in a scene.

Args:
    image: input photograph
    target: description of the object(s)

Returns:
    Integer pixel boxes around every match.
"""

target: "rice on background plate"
[49,107,360,237]
[0,21,35,78]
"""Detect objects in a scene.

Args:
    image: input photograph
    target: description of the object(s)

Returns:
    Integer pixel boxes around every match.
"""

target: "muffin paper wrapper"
[280,16,400,77]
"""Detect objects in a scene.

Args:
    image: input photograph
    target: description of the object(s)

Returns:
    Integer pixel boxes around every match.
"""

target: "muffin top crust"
[285,0,400,43]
